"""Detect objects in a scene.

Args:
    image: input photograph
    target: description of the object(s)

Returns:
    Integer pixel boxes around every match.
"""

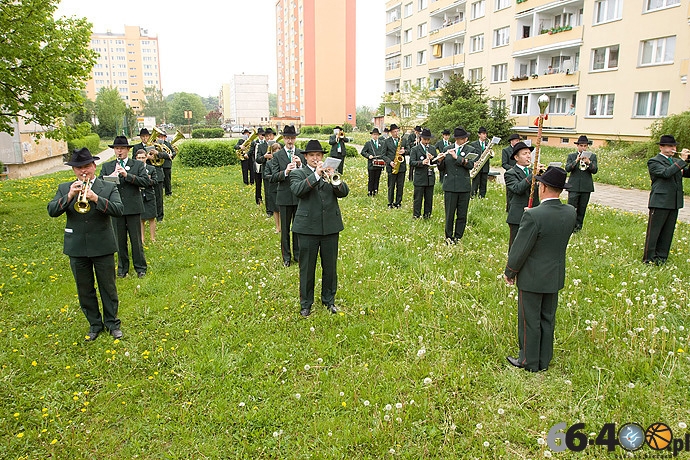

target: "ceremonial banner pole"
[528,94,550,208]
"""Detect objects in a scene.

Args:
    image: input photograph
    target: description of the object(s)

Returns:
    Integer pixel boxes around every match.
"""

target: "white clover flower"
[310,327,315,332]
[363,400,370,406]
[628,383,635,388]
[537,438,546,445]
[239,402,245,407]
[450,424,457,431]
[304,364,310,371]
[396,417,402,423]
[476,423,483,430]
[417,348,426,358]
[679,422,687,429]
[389,448,395,454]
[339,391,344,397]
[564,379,572,385]
[295,393,301,399]
[384,414,390,421]
[544,450,552,458]
[483,441,490,447]
[498,408,505,415]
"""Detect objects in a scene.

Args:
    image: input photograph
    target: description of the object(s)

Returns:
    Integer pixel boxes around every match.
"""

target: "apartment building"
[219,75,271,126]
[85,25,163,113]
[276,0,357,126]
[385,0,690,144]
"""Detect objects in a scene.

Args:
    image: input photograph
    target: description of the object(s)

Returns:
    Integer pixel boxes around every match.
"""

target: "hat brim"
[108,143,133,148]
[658,142,677,145]
[65,158,99,167]
[536,175,571,189]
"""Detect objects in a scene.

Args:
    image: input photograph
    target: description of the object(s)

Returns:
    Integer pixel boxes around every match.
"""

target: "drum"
[372,159,386,169]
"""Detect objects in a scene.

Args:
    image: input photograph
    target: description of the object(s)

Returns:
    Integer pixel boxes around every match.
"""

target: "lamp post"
[528,94,549,208]
[184,110,192,135]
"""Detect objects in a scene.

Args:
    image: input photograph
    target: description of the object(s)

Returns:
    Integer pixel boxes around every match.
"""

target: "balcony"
[429,20,466,44]
[515,0,565,14]
[385,67,401,81]
[510,71,579,90]
[430,0,466,12]
[429,54,465,72]
[512,114,577,130]
[386,19,401,34]
[385,44,401,56]
[513,26,583,54]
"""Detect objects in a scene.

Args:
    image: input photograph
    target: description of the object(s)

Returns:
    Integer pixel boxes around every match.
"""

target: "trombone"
[74,174,91,214]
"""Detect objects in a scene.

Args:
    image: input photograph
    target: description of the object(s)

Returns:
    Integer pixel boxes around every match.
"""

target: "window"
[453,42,464,55]
[548,96,569,114]
[490,99,507,113]
[493,27,510,47]
[402,104,411,117]
[417,50,427,65]
[416,77,427,89]
[471,0,486,19]
[404,29,412,43]
[593,0,622,24]
[470,34,484,53]
[634,91,669,117]
[404,2,413,17]
[588,94,615,117]
[495,0,510,11]
[417,23,427,38]
[640,36,675,66]
[403,81,412,92]
[592,45,619,71]
[644,0,679,12]
[468,67,483,83]
[512,95,529,115]
[418,0,427,10]
[432,44,443,57]
[403,54,412,68]
[491,64,508,82]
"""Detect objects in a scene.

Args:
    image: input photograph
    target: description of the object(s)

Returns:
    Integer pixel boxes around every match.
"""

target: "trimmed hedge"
[67,133,101,155]
[191,128,225,139]
[177,139,241,167]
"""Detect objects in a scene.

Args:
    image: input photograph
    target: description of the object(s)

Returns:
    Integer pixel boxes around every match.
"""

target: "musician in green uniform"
[328,126,351,174]
[409,128,437,219]
[382,124,408,209]
[564,135,598,232]
[470,126,490,198]
[360,127,385,196]
[504,141,542,250]
[501,134,521,212]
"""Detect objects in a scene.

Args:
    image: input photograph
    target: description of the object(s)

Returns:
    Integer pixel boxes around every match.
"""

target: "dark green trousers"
[443,191,470,240]
[517,290,558,371]
[70,254,120,333]
[643,208,678,263]
[296,233,339,310]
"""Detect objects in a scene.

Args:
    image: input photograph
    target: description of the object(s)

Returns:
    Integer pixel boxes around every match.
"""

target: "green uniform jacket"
[409,144,437,187]
[505,199,576,293]
[504,165,540,225]
[99,158,150,215]
[647,154,690,209]
[269,147,305,206]
[501,146,516,171]
[289,167,349,235]
[382,136,408,174]
[564,152,598,192]
[470,140,490,173]
[360,139,385,170]
[328,134,350,161]
[438,143,476,192]
[47,178,124,257]
[436,139,451,153]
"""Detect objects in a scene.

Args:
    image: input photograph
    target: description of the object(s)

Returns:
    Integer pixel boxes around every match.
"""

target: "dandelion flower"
[423,377,432,385]
[294,393,301,400]
[679,422,687,429]
[304,364,310,371]
[498,408,505,415]
[363,400,370,406]
[395,402,403,409]
[384,404,392,411]
[483,441,490,447]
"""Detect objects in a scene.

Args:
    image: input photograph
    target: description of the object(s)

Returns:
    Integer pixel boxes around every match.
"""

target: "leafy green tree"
[168,92,206,126]
[649,111,690,156]
[356,106,375,132]
[0,0,97,137]
[140,86,168,124]
[269,94,278,117]
[381,81,434,129]
[201,96,219,112]
[94,87,127,138]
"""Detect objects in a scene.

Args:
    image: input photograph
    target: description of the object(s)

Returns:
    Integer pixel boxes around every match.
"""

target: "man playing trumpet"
[48,148,124,341]
[409,128,437,219]
[289,140,349,317]
[564,135,598,232]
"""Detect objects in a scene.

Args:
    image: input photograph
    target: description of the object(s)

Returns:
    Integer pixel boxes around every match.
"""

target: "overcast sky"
[55,0,385,108]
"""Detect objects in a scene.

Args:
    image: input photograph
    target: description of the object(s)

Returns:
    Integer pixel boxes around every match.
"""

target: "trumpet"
[323,170,342,186]
[579,159,588,170]
[671,148,690,160]
[74,174,91,214]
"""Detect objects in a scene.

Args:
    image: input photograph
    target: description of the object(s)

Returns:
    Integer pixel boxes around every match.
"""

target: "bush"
[649,111,690,157]
[191,128,225,139]
[177,139,241,167]
[67,133,101,156]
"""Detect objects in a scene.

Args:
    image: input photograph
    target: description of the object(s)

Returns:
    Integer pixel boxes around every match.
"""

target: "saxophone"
[469,137,499,179]
[392,137,405,174]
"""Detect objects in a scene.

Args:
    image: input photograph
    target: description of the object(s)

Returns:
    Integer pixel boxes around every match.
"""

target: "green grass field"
[1,156,688,458]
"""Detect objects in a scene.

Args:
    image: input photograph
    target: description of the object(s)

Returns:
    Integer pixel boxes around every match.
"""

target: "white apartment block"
[385,0,690,144]
[220,75,270,127]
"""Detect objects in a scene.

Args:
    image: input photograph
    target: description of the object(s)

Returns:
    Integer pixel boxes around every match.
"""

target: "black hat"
[370,127,381,135]
[303,139,326,154]
[281,125,299,136]
[138,128,150,136]
[453,127,468,138]
[65,147,100,167]
[383,127,390,133]
[511,141,535,159]
[574,135,590,145]
[264,127,275,135]
[478,126,487,134]
[508,133,521,142]
[537,166,571,190]
[334,126,343,131]
[108,136,132,148]
[414,125,422,132]
[389,124,400,131]
[420,128,432,139]
[442,129,451,135]
[242,128,251,134]
[257,127,265,135]
[658,134,677,146]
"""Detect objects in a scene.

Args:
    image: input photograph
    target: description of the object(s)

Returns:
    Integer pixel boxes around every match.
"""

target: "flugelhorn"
[323,170,342,186]
[74,174,91,214]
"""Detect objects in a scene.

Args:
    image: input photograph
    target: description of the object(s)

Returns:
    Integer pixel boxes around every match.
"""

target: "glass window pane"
[606,94,615,115]
[660,92,669,115]
[664,37,675,62]
[636,93,649,116]
[593,48,605,70]
[609,46,619,68]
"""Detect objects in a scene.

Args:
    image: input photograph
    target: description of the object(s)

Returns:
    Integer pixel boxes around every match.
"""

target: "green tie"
[119,159,125,168]
[669,156,673,165]
[374,141,378,149]
[524,167,529,176]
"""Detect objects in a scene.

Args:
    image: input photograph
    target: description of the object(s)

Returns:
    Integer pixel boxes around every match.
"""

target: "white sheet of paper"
[323,157,341,170]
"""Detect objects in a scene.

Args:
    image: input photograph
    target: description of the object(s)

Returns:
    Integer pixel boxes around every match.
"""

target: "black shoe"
[325,304,338,314]
[445,237,455,245]
[573,226,582,233]
[137,272,146,278]
[395,203,402,208]
[117,272,127,278]
[85,331,100,342]
[300,307,311,317]
[387,204,393,209]
[110,329,123,339]
[413,215,421,219]
[506,356,523,368]
[283,260,291,267]
[423,214,431,219]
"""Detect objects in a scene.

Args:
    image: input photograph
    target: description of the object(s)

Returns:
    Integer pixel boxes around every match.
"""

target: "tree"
[269,94,277,117]
[356,106,375,132]
[168,92,207,126]
[205,109,223,126]
[201,96,219,112]
[94,87,127,138]
[0,0,97,137]
[140,86,168,124]
[381,81,434,129]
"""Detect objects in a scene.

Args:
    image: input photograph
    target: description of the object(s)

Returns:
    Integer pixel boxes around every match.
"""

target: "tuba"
[170,129,185,154]
[237,130,258,160]
[145,127,171,166]
[74,174,91,214]
[392,137,405,174]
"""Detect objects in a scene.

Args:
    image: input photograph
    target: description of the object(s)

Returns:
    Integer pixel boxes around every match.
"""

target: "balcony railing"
[428,54,465,71]
[513,26,583,53]
[511,114,577,130]
[510,71,579,90]
[429,19,466,43]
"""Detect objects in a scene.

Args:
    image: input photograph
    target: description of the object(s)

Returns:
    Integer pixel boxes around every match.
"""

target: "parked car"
[231,125,244,133]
